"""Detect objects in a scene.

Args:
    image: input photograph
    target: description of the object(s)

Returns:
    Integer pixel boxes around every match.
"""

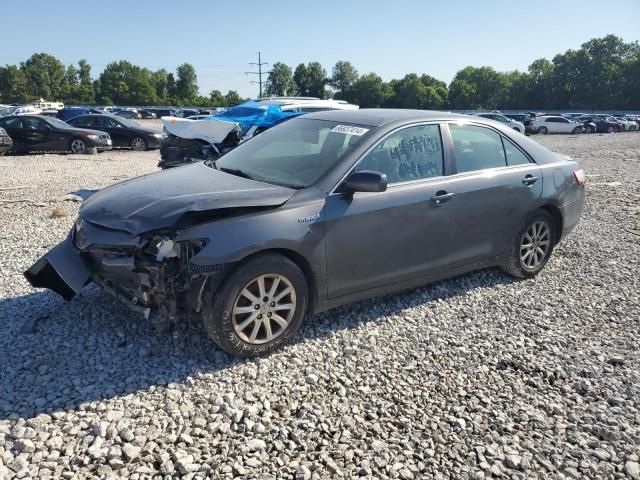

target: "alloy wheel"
[131,137,146,151]
[70,139,86,154]
[231,273,296,345]
[520,221,551,271]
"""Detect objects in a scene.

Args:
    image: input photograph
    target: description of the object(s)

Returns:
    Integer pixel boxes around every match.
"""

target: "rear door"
[324,123,455,298]
[442,123,543,266]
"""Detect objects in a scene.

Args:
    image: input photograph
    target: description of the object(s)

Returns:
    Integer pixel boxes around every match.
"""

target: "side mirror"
[342,170,387,193]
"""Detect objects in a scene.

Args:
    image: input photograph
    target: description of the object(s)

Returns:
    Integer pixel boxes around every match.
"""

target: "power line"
[245,51,270,98]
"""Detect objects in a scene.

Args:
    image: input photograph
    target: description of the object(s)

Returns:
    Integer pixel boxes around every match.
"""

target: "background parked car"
[576,115,619,133]
[0,105,42,116]
[68,114,165,150]
[175,108,201,118]
[0,127,13,155]
[473,113,525,133]
[111,109,141,120]
[505,113,533,131]
[139,109,157,119]
[56,107,103,121]
[0,115,112,154]
[150,108,176,118]
[612,116,638,131]
[530,115,583,134]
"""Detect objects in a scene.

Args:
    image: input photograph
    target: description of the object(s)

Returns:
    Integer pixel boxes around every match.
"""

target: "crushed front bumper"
[24,236,92,300]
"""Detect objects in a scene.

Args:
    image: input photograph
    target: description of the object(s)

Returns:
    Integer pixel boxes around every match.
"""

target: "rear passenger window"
[502,138,531,166]
[449,124,506,173]
[355,124,443,184]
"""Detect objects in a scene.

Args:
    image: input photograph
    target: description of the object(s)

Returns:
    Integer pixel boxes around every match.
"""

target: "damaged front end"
[24,219,219,330]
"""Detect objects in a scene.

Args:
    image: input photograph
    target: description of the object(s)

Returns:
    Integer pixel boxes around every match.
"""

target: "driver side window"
[354,124,443,184]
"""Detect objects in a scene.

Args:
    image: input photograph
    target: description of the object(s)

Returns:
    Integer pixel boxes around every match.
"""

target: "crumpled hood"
[80,162,295,235]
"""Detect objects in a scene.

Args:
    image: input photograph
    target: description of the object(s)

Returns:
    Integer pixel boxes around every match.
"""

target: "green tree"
[97,61,156,105]
[151,69,170,102]
[448,66,506,109]
[265,62,295,97]
[20,53,67,100]
[387,73,447,109]
[331,61,359,99]
[0,65,29,103]
[350,73,392,107]
[209,89,226,106]
[176,63,198,102]
[293,63,310,96]
[224,90,243,106]
[306,62,327,98]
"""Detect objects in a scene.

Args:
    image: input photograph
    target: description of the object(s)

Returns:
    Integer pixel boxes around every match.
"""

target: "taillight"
[573,168,585,185]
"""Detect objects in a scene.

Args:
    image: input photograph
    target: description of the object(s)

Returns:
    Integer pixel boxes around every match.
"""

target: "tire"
[501,209,556,279]
[585,126,593,134]
[607,126,614,133]
[202,253,308,357]
[69,138,88,154]
[572,127,582,134]
[130,137,147,151]
[538,127,548,134]
[630,125,637,132]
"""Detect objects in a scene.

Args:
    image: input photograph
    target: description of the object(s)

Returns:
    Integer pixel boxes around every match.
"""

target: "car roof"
[303,109,475,127]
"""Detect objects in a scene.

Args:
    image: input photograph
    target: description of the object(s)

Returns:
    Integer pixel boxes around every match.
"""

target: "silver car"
[474,112,526,133]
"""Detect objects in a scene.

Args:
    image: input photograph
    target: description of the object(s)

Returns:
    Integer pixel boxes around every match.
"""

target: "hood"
[80,162,295,235]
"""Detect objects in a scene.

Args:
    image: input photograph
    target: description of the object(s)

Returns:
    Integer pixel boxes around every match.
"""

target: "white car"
[612,117,637,131]
[473,113,525,133]
[531,115,583,134]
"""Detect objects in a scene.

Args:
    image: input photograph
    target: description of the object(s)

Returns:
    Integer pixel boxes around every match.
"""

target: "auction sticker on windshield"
[330,125,370,136]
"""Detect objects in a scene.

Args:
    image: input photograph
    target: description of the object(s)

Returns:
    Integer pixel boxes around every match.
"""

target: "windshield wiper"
[218,166,254,180]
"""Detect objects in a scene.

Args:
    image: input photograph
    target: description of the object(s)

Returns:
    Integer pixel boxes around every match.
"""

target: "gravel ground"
[0,133,639,480]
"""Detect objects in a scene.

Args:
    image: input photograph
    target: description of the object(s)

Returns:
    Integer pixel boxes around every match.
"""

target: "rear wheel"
[130,136,147,151]
[538,126,548,134]
[202,253,308,356]
[630,125,637,132]
[572,126,582,134]
[607,126,615,133]
[501,210,556,279]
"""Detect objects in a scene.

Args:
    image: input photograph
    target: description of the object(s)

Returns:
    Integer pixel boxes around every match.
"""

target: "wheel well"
[539,205,563,244]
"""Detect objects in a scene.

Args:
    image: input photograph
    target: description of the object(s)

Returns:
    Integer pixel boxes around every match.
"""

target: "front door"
[324,123,455,299]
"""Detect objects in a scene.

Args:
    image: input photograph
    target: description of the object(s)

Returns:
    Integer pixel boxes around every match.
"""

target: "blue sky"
[2,0,639,98]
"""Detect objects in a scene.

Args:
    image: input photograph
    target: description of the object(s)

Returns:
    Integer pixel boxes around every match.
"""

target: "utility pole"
[246,51,269,98]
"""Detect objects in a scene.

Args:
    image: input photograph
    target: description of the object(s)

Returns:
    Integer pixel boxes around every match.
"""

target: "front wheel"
[572,127,582,134]
[202,253,308,356]
[607,126,615,133]
[69,138,93,155]
[538,127,548,134]
[501,210,556,279]
[130,137,147,151]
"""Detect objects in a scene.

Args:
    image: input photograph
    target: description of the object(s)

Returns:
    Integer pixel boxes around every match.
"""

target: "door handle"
[431,191,455,205]
[522,175,539,186]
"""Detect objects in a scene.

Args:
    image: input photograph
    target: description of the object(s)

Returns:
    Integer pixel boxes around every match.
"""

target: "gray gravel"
[1,133,639,479]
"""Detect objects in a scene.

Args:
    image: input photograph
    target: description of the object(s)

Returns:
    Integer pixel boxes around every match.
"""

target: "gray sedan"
[25,110,585,356]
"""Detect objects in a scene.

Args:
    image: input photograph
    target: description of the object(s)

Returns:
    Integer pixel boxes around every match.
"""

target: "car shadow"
[0,268,516,420]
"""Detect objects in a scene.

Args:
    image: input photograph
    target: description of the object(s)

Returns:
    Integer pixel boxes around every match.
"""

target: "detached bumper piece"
[23,236,92,300]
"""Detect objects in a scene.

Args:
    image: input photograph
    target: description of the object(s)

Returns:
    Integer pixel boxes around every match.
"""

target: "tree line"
[268,34,639,110]
[0,56,244,107]
[0,35,638,110]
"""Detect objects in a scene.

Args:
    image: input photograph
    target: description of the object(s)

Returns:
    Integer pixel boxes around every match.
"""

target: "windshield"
[214,118,374,189]
[45,117,74,129]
